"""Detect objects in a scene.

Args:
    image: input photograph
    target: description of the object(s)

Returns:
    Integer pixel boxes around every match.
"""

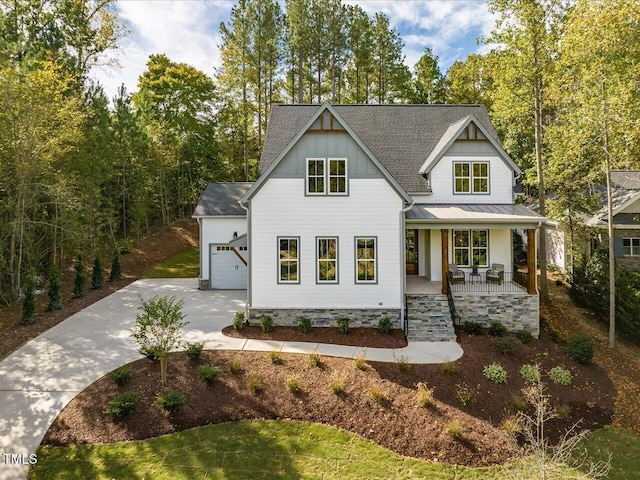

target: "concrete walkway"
[0,278,462,480]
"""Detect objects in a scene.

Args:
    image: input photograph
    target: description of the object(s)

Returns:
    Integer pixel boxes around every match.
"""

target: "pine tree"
[21,268,36,325]
[47,265,63,311]
[109,248,122,281]
[73,255,87,298]
[91,256,104,289]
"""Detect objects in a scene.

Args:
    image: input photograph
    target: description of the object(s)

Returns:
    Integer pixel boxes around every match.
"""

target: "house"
[193,102,546,340]
[587,170,640,271]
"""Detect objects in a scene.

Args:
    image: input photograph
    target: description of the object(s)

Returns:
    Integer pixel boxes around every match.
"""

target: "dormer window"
[454,161,489,194]
[306,158,348,195]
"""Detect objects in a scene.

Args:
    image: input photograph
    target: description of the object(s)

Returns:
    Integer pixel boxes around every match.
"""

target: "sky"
[91,0,497,101]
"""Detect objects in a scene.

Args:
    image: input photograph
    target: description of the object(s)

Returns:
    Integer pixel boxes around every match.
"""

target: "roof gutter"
[238,199,251,320]
[400,201,415,333]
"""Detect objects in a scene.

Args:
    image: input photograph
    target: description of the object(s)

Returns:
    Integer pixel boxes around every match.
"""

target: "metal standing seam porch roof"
[407,204,546,226]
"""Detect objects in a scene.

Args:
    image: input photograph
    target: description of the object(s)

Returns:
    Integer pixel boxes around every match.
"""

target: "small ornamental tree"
[47,265,62,311]
[21,268,36,325]
[72,255,86,298]
[91,256,104,289]
[109,247,122,281]
[130,295,188,386]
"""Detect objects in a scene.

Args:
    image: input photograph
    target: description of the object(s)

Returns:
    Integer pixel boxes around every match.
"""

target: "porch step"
[406,294,457,342]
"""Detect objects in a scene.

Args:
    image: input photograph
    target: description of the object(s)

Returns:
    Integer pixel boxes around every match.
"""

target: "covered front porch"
[406,274,528,295]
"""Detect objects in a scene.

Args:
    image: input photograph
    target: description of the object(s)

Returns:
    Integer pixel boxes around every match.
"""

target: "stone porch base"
[249,308,401,329]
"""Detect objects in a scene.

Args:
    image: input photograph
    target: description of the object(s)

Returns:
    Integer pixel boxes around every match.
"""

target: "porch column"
[527,229,537,294]
[441,229,449,294]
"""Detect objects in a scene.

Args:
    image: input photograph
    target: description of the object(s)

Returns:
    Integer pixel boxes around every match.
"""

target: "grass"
[578,427,640,480]
[142,248,199,278]
[30,420,592,480]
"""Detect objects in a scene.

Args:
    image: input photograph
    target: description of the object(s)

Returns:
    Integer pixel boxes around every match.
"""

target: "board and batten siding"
[250,178,403,309]
[199,217,247,281]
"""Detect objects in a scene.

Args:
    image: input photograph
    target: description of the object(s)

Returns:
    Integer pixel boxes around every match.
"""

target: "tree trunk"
[534,90,549,302]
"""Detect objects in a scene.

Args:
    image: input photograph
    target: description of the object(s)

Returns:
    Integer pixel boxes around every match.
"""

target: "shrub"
[377,316,393,334]
[185,342,204,361]
[21,268,36,325]
[156,391,184,412]
[260,315,274,333]
[337,316,350,334]
[233,311,245,330]
[416,382,434,408]
[495,336,517,354]
[105,391,136,417]
[500,415,522,437]
[456,383,477,407]
[519,364,541,385]
[298,315,312,334]
[269,351,283,365]
[354,353,367,370]
[199,364,221,385]
[109,248,122,281]
[462,320,483,335]
[72,256,87,298]
[567,333,594,364]
[510,393,528,412]
[47,265,62,312]
[91,256,104,290]
[555,403,572,420]
[110,365,132,386]
[285,375,301,393]
[549,366,573,386]
[247,377,262,395]
[395,353,410,373]
[488,321,507,337]
[516,330,534,344]
[446,419,462,439]
[441,361,457,375]
[548,328,561,343]
[227,357,243,374]
[483,363,508,384]
[329,377,344,395]
[308,352,322,367]
[139,346,159,361]
[369,386,387,404]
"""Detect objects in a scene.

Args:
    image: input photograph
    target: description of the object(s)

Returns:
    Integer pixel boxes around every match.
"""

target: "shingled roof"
[193,182,253,217]
[587,172,640,226]
[259,104,502,193]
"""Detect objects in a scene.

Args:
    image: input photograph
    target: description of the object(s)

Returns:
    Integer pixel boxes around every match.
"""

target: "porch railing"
[445,275,461,342]
[449,271,528,293]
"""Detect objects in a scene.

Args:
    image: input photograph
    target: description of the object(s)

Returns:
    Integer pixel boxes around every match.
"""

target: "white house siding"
[250,178,403,309]
[428,155,514,204]
[199,217,247,283]
[426,228,512,281]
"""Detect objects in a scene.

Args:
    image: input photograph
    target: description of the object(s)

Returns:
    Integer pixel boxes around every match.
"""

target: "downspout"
[239,199,250,320]
[400,201,415,331]
[196,217,202,288]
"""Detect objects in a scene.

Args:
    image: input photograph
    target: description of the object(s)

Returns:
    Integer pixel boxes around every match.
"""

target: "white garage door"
[210,244,247,289]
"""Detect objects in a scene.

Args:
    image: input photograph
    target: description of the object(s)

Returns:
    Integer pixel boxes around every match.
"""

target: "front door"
[406,229,418,275]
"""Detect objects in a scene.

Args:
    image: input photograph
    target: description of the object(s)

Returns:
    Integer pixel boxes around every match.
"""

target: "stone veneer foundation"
[452,292,539,336]
[249,308,401,329]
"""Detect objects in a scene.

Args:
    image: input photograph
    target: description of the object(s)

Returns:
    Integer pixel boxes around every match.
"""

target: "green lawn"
[142,248,199,278]
[578,427,640,479]
[30,420,590,480]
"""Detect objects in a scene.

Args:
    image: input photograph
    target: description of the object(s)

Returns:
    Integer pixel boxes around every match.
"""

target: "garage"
[210,244,247,289]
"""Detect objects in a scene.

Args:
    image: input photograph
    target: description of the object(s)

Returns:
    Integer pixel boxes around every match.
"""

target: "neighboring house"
[587,170,640,271]
[193,102,546,340]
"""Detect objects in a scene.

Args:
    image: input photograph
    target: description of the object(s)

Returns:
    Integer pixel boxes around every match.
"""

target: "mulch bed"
[222,325,408,348]
[43,327,615,467]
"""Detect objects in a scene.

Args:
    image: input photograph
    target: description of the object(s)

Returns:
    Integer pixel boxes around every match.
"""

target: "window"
[278,237,299,283]
[306,158,347,195]
[453,230,488,267]
[623,238,640,256]
[307,158,325,194]
[453,161,489,194]
[355,237,377,283]
[329,159,347,194]
[317,237,338,283]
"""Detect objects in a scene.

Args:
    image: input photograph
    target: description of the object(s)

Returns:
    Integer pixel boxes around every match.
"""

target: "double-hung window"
[355,237,377,283]
[317,237,338,283]
[623,238,640,256]
[278,237,299,283]
[453,161,489,194]
[306,158,347,195]
[453,230,488,267]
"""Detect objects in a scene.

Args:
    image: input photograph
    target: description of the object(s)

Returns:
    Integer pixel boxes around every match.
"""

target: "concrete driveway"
[0,279,246,480]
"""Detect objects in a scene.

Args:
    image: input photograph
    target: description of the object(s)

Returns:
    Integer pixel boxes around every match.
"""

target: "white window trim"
[453,161,490,194]
[306,158,326,195]
[355,236,377,284]
[623,237,640,256]
[452,229,489,267]
[316,236,339,284]
[278,237,300,284]
[328,158,348,195]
